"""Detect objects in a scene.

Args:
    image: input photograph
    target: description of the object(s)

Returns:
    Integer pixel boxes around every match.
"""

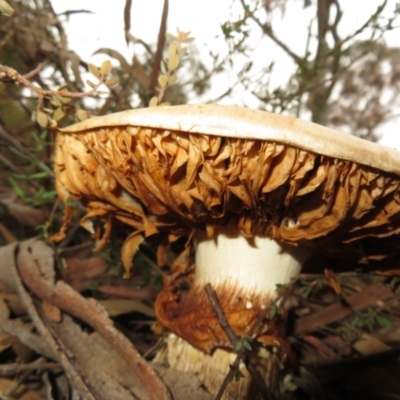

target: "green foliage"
[6,131,55,210]
[337,307,393,336]
[233,335,252,353]
[149,30,194,107]
[297,280,314,298]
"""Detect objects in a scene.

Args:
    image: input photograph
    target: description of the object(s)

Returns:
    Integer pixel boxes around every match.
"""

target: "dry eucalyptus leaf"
[121,231,144,278]
[353,334,391,356]
[0,378,44,400]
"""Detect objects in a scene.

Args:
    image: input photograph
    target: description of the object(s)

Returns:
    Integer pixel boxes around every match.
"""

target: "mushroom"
[54,104,400,399]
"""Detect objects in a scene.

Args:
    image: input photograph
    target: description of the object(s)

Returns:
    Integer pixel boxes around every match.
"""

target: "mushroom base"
[155,334,296,399]
[156,283,289,353]
[155,232,304,397]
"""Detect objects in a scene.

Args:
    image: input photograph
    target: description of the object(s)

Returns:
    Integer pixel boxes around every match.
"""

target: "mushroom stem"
[195,227,308,297]
[155,228,309,399]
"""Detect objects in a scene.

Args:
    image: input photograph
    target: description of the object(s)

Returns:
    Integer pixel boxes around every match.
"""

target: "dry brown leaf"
[353,334,391,356]
[121,231,144,278]
[0,378,45,400]
[0,192,46,227]
[324,268,343,296]
[98,298,155,317]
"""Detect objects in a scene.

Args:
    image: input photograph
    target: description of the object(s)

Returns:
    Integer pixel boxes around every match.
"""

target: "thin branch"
[0,64,105,99]
[150,0,169,96]
[0,361,61,376]
[124,0,133,45]
[205,283,274,400]
[240,0,302,64]
[22,63,44,80]
[204,284,236,344]
[339,0,388,46]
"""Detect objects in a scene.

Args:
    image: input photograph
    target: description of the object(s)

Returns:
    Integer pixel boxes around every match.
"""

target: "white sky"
[51,0,400,148]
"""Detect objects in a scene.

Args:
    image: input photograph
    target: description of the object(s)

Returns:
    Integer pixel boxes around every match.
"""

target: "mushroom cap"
[55,104,400,262]
[60,104,400,175]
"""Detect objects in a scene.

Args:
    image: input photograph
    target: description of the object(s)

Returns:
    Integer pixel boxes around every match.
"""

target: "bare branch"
[241,0,302,64]
[0,64,105,100]
[124,0,133,45]
[150,0,169,96]
[340,0,388,46]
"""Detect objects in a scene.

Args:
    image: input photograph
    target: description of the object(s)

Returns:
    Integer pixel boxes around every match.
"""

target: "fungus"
[54,104,400,399]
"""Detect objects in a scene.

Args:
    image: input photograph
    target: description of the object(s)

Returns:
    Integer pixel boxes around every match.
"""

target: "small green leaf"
[233,340,242,352]
[8,177,25,199]
[149,96,158,107]
[158,74,169,87]
[36,111,49,128]
[8,146,31,161]
[86,80,96,88]
[178,47,188,57]
[377,315,392,329]
[168,74,178,85]
[53,107,65,121]
[27,172,51,180]
[76,109,89,121]
[100,59,112,75]
[166,33,177,42]
[88,63,100,78]
[105,76,119,87]
[50,97,61,107]
[234,370,244,381]
[59,96,72,104]
[168,54,180,71]
[160,60,167,74]
[168,43,178,58]
[243,340,252,351]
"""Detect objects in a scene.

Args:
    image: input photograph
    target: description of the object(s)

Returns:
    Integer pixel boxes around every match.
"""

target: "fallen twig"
[0,360,61,376]
[205,283,273,400]
[16,239,172,400]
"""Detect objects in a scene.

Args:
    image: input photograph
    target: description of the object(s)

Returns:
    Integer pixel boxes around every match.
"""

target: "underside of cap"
[60,104,400,176]
[54,107,400,263]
